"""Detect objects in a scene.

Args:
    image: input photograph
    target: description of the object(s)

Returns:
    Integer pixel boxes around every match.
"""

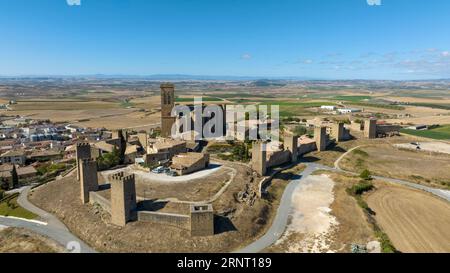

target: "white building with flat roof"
[337,108,362,114]
[321,105,336,111]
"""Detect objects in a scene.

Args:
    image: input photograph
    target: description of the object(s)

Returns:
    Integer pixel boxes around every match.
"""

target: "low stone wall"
[89,191,111,213]
[297,142,317,155]
[266,150,291,168]
[257,162,298,197]
[138,211,190,230]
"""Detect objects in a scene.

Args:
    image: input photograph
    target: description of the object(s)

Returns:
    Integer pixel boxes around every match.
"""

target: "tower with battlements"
[190,204,214,237]
[364,119,377,139]
[331,123,345,142]
[284,135,298,163]
[110,172,137,227]
[315,127,327,151]
[79,158,98,204]
[76,142,91,181]
[161,83,176,138]
[252,141,267,176]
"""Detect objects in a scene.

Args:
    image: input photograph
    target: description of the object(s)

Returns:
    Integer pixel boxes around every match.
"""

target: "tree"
[11,165,19,189]
[293,125,307,136]
[360,169,372,180]
[97,148,121,170]
[117,131,127,165]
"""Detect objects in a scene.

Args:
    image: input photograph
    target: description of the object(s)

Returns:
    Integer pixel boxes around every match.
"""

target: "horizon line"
[0,73,449,82]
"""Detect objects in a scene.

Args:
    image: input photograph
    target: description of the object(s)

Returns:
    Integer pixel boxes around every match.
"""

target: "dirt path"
[275,174,338,253]
[367,185,450,253]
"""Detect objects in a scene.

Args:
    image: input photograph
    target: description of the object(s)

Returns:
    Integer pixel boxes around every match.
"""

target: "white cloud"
[241,53,252,60]
[367,0,381,6]
[442,51,450,57]
[67,0,81,6]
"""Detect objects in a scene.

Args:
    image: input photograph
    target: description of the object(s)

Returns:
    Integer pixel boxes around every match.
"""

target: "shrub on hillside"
[347,181,374,196]
[359,169,372,180]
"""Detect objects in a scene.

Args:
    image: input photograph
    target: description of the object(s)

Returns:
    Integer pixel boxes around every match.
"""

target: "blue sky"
[0,0,449,79]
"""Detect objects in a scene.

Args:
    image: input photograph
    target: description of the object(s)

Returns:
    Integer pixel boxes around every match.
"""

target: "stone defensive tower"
[315,126,327,152]
[252,141,267,176]
[79,158,98,204]
[364,119,377,139]
[331,123,345,143]
[161,83,176,138]
[284,135,298,163]
[190,204,214,237]
[76,142,91,181]
[110,172,137,227]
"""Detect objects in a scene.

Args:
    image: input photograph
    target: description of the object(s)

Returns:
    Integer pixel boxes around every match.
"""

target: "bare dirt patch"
[269,174,338,253]
[0,227,65,253]
[268,172,376,253]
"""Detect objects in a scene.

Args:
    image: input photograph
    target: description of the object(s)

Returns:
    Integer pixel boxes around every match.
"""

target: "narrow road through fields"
[334,145,450,202]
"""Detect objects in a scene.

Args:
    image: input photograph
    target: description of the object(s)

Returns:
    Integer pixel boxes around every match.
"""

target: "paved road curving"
[334,145,450,202]
[17,186,69,231]
[0,185,97,253]
[235,163,327,253]
[0,216,96,253]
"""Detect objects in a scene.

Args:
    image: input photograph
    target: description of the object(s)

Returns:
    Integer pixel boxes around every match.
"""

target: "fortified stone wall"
[377,125,401,134]
[89,191,111,213]
[297,142,317,155]
[138,211,190,230]
[266,150,291,168]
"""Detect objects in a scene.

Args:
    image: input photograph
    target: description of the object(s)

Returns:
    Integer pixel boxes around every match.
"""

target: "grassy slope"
[0,194,37,219]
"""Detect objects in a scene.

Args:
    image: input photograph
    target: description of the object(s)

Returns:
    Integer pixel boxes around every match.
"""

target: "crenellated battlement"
[109,172,135,184]
[77,142,90,147]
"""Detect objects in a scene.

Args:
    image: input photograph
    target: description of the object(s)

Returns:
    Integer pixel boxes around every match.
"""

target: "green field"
[257,101,333,117]
[332,95,372,102]
[348,102,405,110]
[401,125,450,140]
[0,194,37,219]
[409,103,450,110]
[215,93,275,99]
[176,97,224,102]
